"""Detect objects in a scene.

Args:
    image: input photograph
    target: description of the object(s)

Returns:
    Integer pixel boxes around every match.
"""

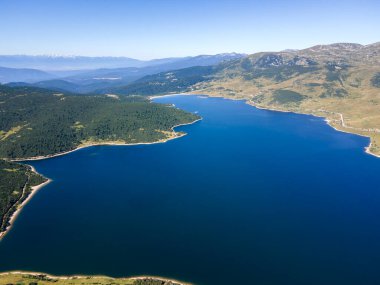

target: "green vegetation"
[371,72,380,87]
[110,66,214,96]
[0,85,199,159]
[243,65,319,82]
[0,160,46,233]
[320,86,348,98]
[271,90,306,104]
[325,71,342,82]
[306,83,322,87]
[0,273,188,285]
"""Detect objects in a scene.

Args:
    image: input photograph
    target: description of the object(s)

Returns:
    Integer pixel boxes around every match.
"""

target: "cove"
[1,95,380,285]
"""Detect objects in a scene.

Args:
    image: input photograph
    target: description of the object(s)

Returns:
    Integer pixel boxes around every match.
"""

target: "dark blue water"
[1,95,380,285]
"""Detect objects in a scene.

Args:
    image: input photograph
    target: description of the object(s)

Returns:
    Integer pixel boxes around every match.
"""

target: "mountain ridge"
[0,53,245,71]
[2,53,244,92]
[0,66,55,83]
[98,41,380,157]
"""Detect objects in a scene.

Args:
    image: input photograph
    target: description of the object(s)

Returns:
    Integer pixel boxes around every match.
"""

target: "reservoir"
[1,95,380,285]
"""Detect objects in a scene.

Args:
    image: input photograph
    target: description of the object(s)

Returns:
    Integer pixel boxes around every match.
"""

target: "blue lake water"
[1,95,380,285]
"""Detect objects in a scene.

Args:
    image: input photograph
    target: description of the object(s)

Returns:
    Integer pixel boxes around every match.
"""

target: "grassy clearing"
[271,90,306,104]
[0,125,23,141]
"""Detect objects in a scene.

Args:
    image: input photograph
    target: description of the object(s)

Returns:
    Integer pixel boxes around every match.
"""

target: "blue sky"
[0,0,379,59]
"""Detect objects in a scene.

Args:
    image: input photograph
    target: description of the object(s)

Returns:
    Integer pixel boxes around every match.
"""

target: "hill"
[6,79,81,93]
[193,42,380,155]
[107,66,216,95]
[0,66,56,83]
[111,42,380,156]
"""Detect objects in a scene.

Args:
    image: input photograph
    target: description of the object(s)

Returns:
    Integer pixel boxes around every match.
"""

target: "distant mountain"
[0,66,56,83]
[10,53,245,93]
[7,79,82,93]
[0,53,245,71]
[107,66,215,96]
[0,55,144,71]
[146,53,246,70]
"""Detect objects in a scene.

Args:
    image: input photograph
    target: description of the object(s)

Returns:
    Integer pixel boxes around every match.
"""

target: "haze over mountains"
[0,53,245,92]
[0,55,151,70]
[87,41,380,98]
[0,66,55,84]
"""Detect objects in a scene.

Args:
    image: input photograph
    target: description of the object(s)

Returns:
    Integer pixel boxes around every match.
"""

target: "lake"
[1,95,380,285]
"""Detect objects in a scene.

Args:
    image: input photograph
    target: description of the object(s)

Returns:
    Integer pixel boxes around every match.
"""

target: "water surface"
[1,95,380,285]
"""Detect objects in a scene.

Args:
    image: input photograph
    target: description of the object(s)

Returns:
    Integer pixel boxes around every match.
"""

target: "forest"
[0,85,198,158]
[0,159,46,234]
[109,66,215,95]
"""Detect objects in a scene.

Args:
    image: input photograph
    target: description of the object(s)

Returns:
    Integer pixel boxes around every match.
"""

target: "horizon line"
[0,40,378,60]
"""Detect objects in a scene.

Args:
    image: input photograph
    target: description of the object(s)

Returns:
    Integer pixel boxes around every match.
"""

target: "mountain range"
[0,53,245,92]
[1,42,379,155]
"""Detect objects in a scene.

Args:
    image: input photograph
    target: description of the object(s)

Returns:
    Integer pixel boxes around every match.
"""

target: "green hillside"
[0,85,199,159]
[109,66,215,96]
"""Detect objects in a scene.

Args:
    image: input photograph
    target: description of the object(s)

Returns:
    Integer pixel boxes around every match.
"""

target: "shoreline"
[1,93,377,240]
[9,117,202,162]
[176,92,380,159]
[0,271,191,285]
[149,93,188,100]
[247,101,380,158]
[0,117,201,240]
[0,166,51,240]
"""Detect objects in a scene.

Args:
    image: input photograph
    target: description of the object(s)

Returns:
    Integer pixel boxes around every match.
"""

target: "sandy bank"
[0,271,191,285]
[0,166,51,240]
